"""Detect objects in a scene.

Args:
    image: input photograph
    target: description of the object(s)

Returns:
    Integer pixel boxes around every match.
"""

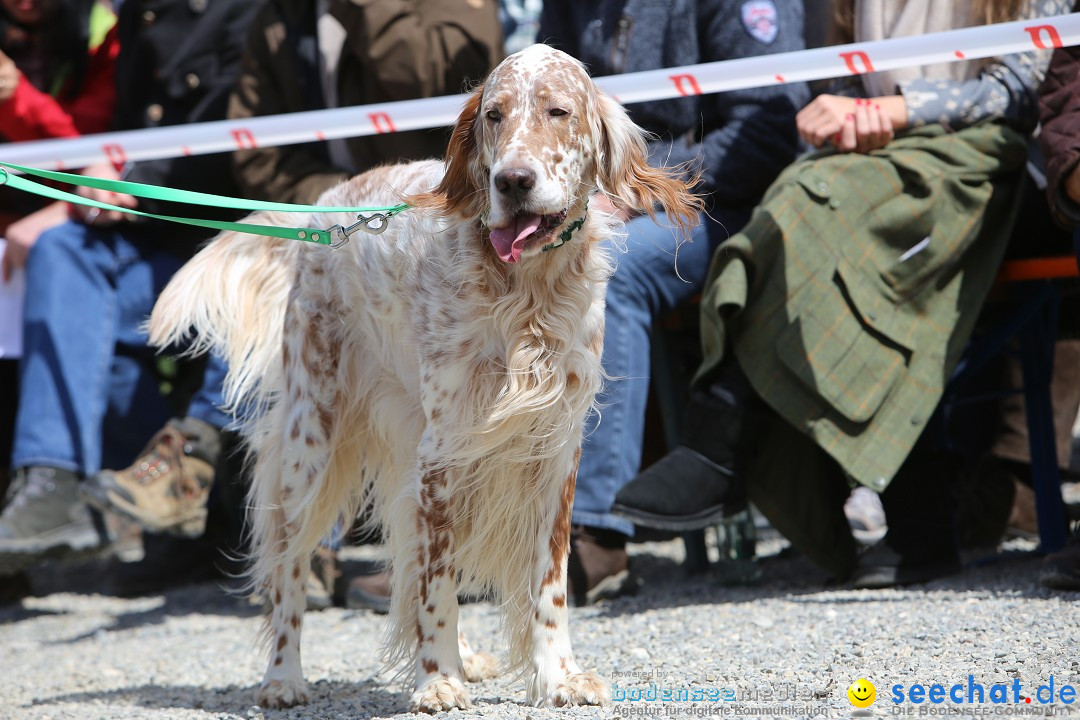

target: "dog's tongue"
[489,214,542,263]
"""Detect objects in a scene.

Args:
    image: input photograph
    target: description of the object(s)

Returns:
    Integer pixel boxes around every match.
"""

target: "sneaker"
[307,546,342,611]
[1040,525,1080,590]
[346,567,391,614]
[80,418,219,538]
[0,466,103,573]
[566,525,640,606]
[850,541,962,589]
[844,486,888,545]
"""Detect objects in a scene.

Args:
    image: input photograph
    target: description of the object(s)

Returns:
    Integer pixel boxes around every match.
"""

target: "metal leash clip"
[328,212,391,248]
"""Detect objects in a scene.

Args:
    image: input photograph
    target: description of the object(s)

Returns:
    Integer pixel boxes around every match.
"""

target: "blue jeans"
[572,209,747,537]
[187,352,231,431]
[13,221,185,476]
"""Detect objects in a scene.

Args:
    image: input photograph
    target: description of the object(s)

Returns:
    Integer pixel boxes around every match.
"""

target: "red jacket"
[0,23,119,141]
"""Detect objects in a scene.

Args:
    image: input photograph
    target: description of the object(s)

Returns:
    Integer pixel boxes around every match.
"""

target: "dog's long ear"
[408,88,485,219]
[593,92,703,236]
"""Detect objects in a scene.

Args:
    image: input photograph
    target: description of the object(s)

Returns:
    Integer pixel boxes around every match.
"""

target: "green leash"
[0,161,409,247]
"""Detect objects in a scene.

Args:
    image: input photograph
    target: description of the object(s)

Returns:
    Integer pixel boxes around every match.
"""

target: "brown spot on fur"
[289,421,300,441]
[276,634,288,652]
[426,604,436,614]
[423,659,439,675]
[274,655,283,666]
[290,614,300,629]
[545,620,557,630]
[274,589,282,606]
[292,563,301,579]
[552,594,566,608]
[437,620,446,628]
[305,434,317,447]
[318,405,334,439]
[542,449,579,588]
[419,469,452,571]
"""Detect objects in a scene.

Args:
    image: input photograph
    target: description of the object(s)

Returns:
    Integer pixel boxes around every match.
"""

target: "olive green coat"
[697,122,1028,576]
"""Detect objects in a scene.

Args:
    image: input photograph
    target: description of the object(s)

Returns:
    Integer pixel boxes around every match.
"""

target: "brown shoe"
[346,567,391,614]
[566,525,640,606]
[1006,477,1038,539]
[80,418,219,538]
[307,546,342,610]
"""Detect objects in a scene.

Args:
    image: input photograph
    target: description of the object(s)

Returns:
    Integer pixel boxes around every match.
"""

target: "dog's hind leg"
[525,451,610,707]
[406,453,473,713]
[256,519,313,709]
[253,294,345,709]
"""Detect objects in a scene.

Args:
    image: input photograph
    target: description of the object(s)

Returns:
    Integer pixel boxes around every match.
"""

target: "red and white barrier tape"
[5,13,1080,170]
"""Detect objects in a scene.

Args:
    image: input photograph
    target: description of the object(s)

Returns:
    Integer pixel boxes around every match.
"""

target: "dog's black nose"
[494,167,536,198]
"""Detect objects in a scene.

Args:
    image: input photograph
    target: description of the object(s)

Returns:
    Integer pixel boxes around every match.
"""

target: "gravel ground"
[1,531,1077,720]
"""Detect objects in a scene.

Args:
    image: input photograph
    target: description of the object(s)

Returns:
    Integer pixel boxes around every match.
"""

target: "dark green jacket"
[697,122,1028,576]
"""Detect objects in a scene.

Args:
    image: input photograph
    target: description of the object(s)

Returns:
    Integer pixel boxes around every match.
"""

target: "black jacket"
[114,0,260,246]
[539,0,809,211]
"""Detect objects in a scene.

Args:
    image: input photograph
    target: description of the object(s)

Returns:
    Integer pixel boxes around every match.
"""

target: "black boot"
[852,449,962,589]
[612,361,760,531]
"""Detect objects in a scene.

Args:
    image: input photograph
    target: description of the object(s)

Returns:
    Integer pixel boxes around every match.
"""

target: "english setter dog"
[150,44,699,712]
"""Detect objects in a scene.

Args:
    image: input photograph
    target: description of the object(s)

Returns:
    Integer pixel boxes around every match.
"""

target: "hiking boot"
[346,567,391,614]
[850,541,962,589]
[1040,525,1080,590]
[81,417,220,538]
[307,546,342,611]
[0,466,103,573]
[566,525,640,606]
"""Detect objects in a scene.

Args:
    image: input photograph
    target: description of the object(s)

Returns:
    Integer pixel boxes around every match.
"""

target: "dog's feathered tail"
[148,210,301,416]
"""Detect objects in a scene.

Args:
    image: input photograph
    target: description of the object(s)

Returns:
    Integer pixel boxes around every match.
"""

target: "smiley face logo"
[847,678,876,708]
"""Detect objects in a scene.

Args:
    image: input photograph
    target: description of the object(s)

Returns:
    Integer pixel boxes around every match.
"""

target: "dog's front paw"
[257,678,311,708]
[544,671,610,707]
[462,651,499,682]
[411,676,472,713]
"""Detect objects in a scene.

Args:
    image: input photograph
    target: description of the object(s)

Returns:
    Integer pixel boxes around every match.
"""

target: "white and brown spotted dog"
[149,44,700,712]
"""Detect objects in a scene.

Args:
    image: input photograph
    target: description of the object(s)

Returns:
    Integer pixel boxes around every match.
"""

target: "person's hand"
[0,49,20,103]
[796,94,859,149]
[591,192,639,223]
[69,162,137,226]
[1,201,68,282]
[833,98,894,154]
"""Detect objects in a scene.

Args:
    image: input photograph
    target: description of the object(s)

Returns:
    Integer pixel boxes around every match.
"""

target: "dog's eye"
[549,108,569,117]
[486,109,502,122]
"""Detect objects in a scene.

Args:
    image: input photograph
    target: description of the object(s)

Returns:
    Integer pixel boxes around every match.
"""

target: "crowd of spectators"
[0,0,1078,609]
